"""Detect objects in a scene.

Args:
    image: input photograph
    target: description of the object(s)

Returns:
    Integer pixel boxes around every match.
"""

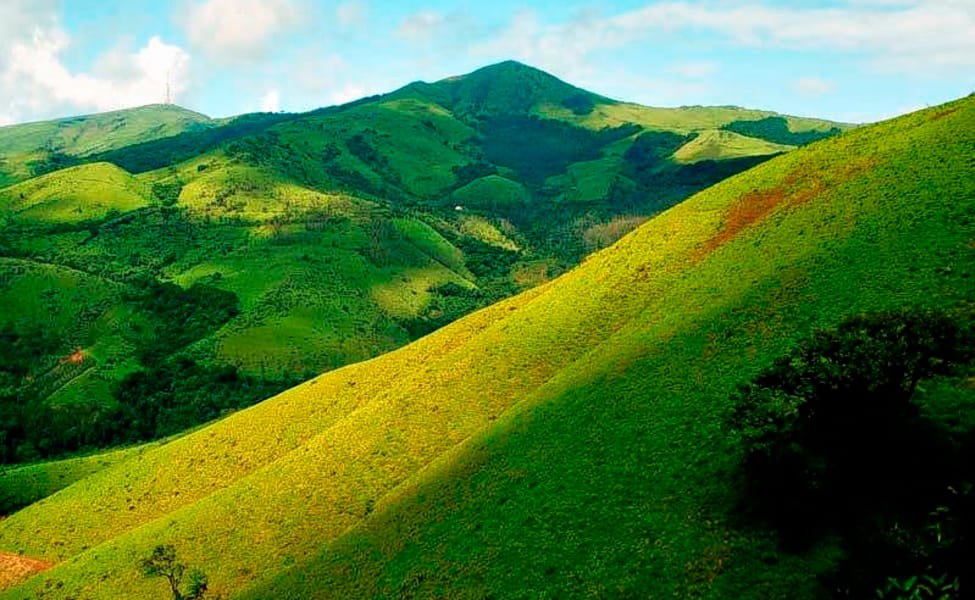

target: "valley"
[0,62,848,466]
[1,58,972,599]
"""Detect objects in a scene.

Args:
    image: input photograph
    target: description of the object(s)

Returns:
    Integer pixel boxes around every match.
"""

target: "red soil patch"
[693,185,793,260]
[0,552,51,591]
[62,348,85,365]
[929,107,960,122]
[693,159,876,262]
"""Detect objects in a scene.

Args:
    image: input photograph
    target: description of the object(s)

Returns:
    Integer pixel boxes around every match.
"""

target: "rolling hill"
[0,162,151,225]
[0,62,853,467]
[0,105,211,187]
[0,93,970,598]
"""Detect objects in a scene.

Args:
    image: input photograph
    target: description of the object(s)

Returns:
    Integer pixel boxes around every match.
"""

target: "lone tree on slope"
[140,544,208,600]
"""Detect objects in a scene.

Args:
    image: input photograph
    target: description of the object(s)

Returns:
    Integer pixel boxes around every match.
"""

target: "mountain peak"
[395,60,610,117]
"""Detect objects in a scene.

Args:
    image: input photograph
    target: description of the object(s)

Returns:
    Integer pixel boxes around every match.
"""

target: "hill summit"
[0,86,971,599]
[394,60,610,117]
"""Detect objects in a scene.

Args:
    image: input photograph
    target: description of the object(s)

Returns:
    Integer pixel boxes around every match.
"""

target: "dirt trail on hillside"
[0,552,51,591]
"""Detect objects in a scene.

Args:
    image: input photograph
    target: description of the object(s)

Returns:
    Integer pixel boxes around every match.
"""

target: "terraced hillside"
[1,94,970,599]
[0,62,852,466]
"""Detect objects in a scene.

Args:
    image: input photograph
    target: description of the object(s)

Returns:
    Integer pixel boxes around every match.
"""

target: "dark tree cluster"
[729,308,975,598]
[560,93,596,116]
[27,151,80,177]
[0,325,61,463]
[480,115,639,186]
[721,117,841,146]
[0,280,299,465]
[96,113,291,173]
[126,280,240,364]
[112,358,300,443]
[151,182,184,207]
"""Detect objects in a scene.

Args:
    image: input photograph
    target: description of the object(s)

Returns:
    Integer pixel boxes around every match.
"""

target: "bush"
[729,308,975,595]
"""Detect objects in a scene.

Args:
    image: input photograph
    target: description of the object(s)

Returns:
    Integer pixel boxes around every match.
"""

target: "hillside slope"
[0,105,211,187]
[1,96,971,599]
[0,162,151,224]
[0,62,854,465]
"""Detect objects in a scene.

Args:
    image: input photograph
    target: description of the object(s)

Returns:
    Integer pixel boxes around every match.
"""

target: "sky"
[0,0,972,126]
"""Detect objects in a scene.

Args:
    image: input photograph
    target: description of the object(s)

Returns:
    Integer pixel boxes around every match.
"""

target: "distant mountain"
[0,61,851,468]
[1,95,970,599]
[391,59,616,117]
[0,104,211,187]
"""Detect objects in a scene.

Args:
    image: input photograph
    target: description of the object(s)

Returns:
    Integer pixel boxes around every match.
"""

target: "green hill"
[0,95,970,599]
[0,440,168,515]
[183,61,852,259]
[392,59,616,118]
[0,62,853,468]
[0,162,151,225]
[0,105,211,187]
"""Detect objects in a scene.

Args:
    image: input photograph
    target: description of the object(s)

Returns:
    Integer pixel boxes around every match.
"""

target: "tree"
[728,307,975,596]
[140,544,208,600]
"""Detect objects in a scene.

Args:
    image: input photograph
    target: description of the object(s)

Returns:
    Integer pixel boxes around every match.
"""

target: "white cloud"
[289,53,345,94]
[336,1,367,30]
[330,84,367,105]
[616,2,975,71]
[184,0,301,63]
[795,76,834,95]
[0,0,58,42]
[468,9,605,81]
[2,28,191,123]
[396,11,446,42]
[259,88,281,112]
[473,1,975,78]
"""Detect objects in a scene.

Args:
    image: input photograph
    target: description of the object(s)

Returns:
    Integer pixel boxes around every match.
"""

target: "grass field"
[0,105,210,187]
[0,63,850,412]
[0,96,969,599]
[0,163,151,225]
[672,129,795,163]
[0,442,167,515]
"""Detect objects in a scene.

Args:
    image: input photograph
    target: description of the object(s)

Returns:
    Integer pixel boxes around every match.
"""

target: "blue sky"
[1,0,972,126]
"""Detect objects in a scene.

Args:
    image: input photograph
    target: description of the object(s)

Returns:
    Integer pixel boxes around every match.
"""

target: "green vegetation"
[672,129,795,163]
[140,545,208,600]
[0,162,151,225]
[730,308,975,596]
[0,92,968,599]
[0,61,850,465]
[722,116,843,146]
[0,442,165,514]
[0,105,210,186]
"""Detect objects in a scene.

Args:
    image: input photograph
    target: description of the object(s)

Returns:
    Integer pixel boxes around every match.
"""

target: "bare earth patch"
[0,552,51,591]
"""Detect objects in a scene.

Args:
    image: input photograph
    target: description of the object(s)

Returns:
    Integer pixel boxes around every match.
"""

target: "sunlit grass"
[1,97,969,600]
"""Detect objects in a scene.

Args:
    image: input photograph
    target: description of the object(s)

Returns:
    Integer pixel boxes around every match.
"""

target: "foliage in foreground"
[730,308,975,597]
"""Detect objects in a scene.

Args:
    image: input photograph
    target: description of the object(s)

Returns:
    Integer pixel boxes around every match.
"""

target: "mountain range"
[2,62,971,599]
[0,61,850,467]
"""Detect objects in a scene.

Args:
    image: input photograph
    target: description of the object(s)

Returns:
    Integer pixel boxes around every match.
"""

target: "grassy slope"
[551,100,851,133]
[0,258,124,344]
[0,105,210,187]
[0,442,168,515]
[148,157,476,376]
[246,97,974,599]
[1,98,970,599]
[0,149,478,386]
[0,163,151,224]
[0,257,133,409]
[672,129,795,163]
